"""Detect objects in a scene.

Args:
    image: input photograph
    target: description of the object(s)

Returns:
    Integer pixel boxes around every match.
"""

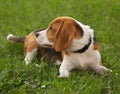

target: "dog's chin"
[41,44,53,48]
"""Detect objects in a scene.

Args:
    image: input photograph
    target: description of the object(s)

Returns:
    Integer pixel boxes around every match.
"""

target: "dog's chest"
[66,50,101,69]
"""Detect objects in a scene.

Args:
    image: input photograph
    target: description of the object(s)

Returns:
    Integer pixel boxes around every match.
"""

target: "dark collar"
[73,36,92,53]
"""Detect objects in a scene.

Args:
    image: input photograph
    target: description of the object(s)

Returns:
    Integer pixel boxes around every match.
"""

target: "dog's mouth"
[41,44,53,48]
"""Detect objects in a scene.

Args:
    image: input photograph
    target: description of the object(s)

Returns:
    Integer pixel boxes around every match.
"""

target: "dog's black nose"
[35,32,39,37]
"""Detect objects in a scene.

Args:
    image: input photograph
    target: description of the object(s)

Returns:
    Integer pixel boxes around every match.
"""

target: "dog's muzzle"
[35,28,46,37]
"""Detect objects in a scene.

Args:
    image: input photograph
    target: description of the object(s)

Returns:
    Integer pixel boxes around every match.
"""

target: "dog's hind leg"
[90,64,108,75]
[24,32,39,65]
[24,48,38,65]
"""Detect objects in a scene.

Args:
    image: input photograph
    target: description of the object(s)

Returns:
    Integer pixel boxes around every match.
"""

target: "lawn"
[0,0,120,94]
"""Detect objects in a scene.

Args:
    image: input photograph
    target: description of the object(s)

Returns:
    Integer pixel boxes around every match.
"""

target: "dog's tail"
[7,34,25,44]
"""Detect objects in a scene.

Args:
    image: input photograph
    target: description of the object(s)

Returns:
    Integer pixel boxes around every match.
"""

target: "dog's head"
[36,17,84,51]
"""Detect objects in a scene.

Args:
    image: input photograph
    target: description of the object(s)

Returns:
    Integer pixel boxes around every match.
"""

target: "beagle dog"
[36,16,108,77]
[7,29,62,65]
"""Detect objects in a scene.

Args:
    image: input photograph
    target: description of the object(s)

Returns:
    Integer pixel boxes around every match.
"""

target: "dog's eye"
[50,26,53,30]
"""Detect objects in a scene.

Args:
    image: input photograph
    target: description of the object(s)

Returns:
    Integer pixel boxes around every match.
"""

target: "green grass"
[0,0,120,94]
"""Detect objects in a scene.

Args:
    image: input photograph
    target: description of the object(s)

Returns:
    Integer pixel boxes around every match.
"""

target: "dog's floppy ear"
[54,21,83,51]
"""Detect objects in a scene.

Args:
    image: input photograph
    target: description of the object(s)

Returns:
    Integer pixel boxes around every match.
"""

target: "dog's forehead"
[50,17,73,25]
[52,17,73,22]
[49,18,75,30]
[49,20,62,27]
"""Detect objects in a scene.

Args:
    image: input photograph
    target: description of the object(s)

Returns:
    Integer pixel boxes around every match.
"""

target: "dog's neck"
[73,36,92,53]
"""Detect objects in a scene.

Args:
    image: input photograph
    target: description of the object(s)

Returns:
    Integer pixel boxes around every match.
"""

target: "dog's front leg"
[58,59,74,78]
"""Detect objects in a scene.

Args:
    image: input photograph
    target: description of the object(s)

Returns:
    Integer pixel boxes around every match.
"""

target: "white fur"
[36,17,108,77]
[58,50,107,77]
[36,29,53,47]
[24,48,38,65]
[7,34,13,40]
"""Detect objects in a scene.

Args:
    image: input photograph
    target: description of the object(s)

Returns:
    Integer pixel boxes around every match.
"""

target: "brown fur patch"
[93,37,100,51]
[93,43,100,51]
[24,32,39,55]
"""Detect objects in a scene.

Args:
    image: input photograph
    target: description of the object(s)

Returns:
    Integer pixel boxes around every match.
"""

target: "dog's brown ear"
[54,21,81,51]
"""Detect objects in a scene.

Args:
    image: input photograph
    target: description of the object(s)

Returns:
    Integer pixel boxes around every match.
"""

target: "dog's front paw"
[58,75,68,78]
[58,73,69,78]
